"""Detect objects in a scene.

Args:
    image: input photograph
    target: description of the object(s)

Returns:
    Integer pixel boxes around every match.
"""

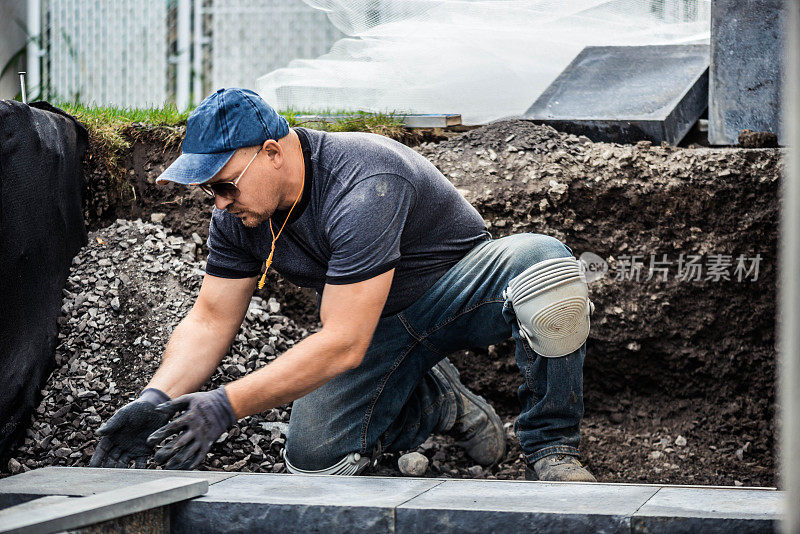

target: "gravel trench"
[1,120,782,485]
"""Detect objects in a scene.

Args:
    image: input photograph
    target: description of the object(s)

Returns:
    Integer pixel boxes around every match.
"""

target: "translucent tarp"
[257,0,710,124]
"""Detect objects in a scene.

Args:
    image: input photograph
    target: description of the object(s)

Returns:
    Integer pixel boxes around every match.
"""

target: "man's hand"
[146,386,237,470]
[90,388,171,468]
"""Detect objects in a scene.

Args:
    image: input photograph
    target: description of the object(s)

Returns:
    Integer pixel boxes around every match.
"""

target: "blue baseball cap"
[156,88,289,186]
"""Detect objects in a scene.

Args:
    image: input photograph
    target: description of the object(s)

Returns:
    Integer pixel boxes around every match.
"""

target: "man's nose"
[214,194,233,211]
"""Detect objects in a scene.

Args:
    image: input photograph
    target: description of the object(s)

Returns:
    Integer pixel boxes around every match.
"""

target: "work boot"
[431,357,506,466]
[525,454,596,482]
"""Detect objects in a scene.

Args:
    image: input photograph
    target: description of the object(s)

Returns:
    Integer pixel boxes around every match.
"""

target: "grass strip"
[58,103,412,187]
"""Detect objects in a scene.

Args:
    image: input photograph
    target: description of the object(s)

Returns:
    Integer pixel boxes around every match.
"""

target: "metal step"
[295,113,462,129]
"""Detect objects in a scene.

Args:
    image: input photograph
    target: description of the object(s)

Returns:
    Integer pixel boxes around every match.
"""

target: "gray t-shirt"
[206,127,490,316]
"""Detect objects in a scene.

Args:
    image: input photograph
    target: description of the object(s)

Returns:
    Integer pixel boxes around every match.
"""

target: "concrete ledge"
[397,479,658,533]
[632,486,782,533]
[523,45,709,145]
[0,468,783,533]
[0,477,206,534]
[0,466,233,510]
[171,473,441,534]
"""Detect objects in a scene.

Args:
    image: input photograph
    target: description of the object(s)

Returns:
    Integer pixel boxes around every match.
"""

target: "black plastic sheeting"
[0,100,88,461]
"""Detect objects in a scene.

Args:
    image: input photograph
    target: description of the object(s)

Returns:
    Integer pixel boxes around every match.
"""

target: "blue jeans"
[285,233,585,470]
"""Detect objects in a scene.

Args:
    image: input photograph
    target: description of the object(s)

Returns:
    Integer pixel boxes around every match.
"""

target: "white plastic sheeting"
[209,0,344,95]
[257,0,710,124]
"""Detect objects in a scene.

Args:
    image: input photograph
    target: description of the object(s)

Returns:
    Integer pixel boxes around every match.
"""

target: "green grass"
[60,102,192,127]
[60,102,406,133]
[55,103,414,189]
[56,103,191,187]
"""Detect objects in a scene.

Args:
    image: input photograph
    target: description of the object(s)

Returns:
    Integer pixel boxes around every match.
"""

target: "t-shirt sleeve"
[205,208,262,279]
[324,173,415,285]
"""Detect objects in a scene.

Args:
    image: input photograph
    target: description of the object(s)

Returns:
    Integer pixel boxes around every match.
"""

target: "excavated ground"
[2,120,780,486]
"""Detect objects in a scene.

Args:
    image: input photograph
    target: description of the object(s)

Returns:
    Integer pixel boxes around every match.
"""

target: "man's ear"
[262,139,283,168]
[262,139,279,156]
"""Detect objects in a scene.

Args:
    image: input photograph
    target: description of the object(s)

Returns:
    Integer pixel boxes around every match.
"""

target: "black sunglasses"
[198,147,261,199]
[199,180,240,199]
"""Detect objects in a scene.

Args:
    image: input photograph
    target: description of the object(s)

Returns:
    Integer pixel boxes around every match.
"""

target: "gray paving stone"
[171,473,442,534]
[7,469,782,533]
[0,466,234,508]
[0,497,173,534]
[709,0,786,145]
[632,486,781,533]
[66,506,169,534]
[0,494,40,511]
[523,45,709,145]
[0,477,206,534]
[0,495,72,517]
[396,480,659,533]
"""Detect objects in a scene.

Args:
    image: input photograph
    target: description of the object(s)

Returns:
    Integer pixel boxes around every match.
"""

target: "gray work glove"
[146,385,237,470]
[89,388,171,468]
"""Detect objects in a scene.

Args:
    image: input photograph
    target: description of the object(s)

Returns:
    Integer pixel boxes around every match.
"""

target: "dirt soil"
[64,120,781,486]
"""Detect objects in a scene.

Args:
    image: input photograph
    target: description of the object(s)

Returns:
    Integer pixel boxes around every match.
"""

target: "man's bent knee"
[285,390,368,474]
[506,254,592,358]
[520,234,573,263]
[496,234,573,277]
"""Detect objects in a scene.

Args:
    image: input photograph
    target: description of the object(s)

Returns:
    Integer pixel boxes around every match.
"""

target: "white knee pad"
[506,256,593,358]
[283,449,371,476]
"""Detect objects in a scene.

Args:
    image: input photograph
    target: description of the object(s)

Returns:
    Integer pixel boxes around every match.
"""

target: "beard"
[240,210,269,227]
[228,205,270,228]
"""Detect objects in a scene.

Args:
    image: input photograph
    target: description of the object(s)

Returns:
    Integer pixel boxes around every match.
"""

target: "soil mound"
[2,120,780,486]
[418,121,780,485]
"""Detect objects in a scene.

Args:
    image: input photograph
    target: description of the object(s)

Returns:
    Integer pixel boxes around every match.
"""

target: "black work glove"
[89,388,171,468]
[146,385,237,470]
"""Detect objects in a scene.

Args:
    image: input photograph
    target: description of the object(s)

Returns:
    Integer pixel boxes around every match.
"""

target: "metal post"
[193,0,203,105]
[176,0,191,110]
[18,72,27,104]
[781,0,800,532]
[26,0,41,99]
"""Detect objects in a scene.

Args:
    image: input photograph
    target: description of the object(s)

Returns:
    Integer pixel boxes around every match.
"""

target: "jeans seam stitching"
[422,298,506,338]
[419,338,447,358]
[361,340,420,453]
[520,329,537,392]
[398,313,424,342]
[401,311,448,357]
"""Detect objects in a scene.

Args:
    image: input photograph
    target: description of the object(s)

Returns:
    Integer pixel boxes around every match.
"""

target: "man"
[89,88,595,481]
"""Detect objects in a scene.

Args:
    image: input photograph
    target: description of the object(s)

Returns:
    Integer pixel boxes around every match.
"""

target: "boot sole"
[435,357,507,465]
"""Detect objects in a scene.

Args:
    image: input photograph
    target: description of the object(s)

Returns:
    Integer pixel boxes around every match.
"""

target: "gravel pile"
[3,219,309,475]
[415,120,595,235]
[3,218,511,480]
[420,119,582,156]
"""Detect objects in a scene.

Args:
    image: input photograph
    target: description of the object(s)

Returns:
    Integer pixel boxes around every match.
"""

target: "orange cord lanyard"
[258,177,304,290]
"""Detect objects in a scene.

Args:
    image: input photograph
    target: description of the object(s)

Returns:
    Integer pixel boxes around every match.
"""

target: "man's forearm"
[224,329,361,419]
[145,311,235,399]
